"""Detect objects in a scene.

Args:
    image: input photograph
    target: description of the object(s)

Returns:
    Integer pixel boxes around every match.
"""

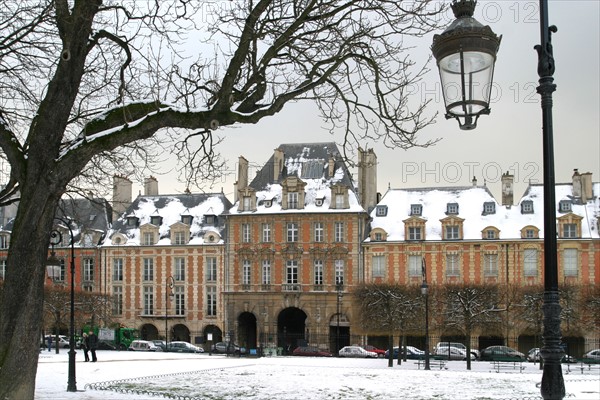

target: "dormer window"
[315,198,324,207]
[288,192,299,209]
[205,215,215,225]
[181,215,193,225]
[521,200,534,214]
[264,199,272,208]
[329,184,349,210]
[482,227,500,240]
[126,216,139,227]
[446,203,459,215]
[243,196,252,211]
[482,202,496,215]
[410,204,422,216]
[150,216,162,226]
[0,234,9,249]
[558,200,572,213]
[376,205,388,217]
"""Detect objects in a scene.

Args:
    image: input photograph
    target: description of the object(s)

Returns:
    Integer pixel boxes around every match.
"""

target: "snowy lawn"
[35,350,600,400]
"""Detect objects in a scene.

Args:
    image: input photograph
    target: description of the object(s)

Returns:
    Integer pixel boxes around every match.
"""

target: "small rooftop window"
[482,202,496,215]
[446,203,459,215]
[376,205,388,217]
[410,204,422,216]
[558,200,572,213]
[521,200,534,214]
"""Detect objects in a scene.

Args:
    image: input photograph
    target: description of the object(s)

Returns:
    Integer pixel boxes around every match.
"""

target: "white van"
[128,340,159,352]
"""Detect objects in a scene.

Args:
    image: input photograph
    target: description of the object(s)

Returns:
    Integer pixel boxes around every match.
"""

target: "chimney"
[328,154,335,177]
[501,171,514,206]
[144,176,159,196]
[581,172,593,203]
[357,147,378,212]
[273,148,284,182]
[235,156,249,203]
[112,175,132,221]
[472,176,477,186]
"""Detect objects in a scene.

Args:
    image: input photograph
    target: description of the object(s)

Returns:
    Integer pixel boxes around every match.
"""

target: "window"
[286,260,298,284]
[174,231,186,245]
[287,222,298,242]
[335,194,344,209]
[445,225,460,240]
[410,204,422,216]
[484,254,498,276]
[175,257,185,281]
[127,217,138,227]
[314,222,324,242]
[483,202,496,215]
[112,286,123,315]
[242,224,251,243]
[206,286,217,316]
[83,258,94,281]
[562,224,578,238]
[174,286,185,316]
[0,259,5,279]
[524,249,538,276]
[525,229,536,238]
[150,216,162,226]
[486,230,496,239]
[206,257,217,282]
[521,201,534,214]
[0,235,8,249]
[261,223,271,243]
[334,222,344,242]
[242,196,251,211]
[559,200,572,213]
[315,198,324,207]
[374,232,383,241]
[58,259,66,281]
[143,232,154,245]
[242,259,251,285]
[143,258,154,281]
[334,259,344,285]
[262,260,271,285]
[181,215,193,225]
[408,255,421,277]
[113,258,123,281]
[446,203,459,215]
[143,286,154,315]
[563,248,577,276]
[205,215,215,225]
[288,192,299,209]
[372,255,385,278]
[408,227,422,241]
[446,254,460,276]
[314,260,324,285]
[376,206,388,216]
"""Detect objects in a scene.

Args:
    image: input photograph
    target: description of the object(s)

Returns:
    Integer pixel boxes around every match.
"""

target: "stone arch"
[277,307,308,354]
[238,312,258,350]
[139,324,159,341]
[171,324,190,343]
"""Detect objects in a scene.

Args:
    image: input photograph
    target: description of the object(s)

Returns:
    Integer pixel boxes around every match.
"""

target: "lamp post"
[165,275,174,351]
[47,221,77,392]
[420,258,430,370]
[335,281,343,356]
[432,1,564,398]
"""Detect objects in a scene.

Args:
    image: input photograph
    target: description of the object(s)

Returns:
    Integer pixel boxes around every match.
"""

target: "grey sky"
[146,1,599,203]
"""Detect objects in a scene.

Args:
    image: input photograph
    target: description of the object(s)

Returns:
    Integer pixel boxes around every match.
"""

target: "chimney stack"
[112,175,132,221]
[501,171,514,206]
[235,156,249,203]
[273,148,284,182]
[144,176,158,196]
[357,147,378,212]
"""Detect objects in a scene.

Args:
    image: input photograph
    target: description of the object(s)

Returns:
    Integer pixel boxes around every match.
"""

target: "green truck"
[83,326,138,350]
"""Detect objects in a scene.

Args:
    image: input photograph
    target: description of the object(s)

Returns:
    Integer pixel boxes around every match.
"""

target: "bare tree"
[579,284,600,342]
[42,286,71,354]
[0,1,445,397]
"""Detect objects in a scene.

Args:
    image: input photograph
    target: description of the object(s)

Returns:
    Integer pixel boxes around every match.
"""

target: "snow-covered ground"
[35,350,600,400]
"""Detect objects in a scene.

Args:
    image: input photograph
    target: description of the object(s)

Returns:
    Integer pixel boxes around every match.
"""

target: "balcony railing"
[282,284,300,292]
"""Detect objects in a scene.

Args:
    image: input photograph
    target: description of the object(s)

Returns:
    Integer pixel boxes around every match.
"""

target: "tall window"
[563,248,578,276]
[484,254,498,276]
[287,222,298,242]
[446,254,460,276]
[372,255,385,278]
[286,260,298,284]
[207,286,217,316]
[0,235,8,249]
[408,227,422,241]
[314,222,324,242]
[335,194,344,209]
[175,257,185,281]
[314,260,324,285]
[242,259,251,285]
[242,196,251,211]
[445,226,460,240]
[143,286,154,315]
[83,258,94,281]
[206,257,217,282]
[408,255,421,277]
[334,222,344,242]
[174,286,185,316]
[143,232,154,245]
[113,258,123,281]
[112,286,123,315]
[143,258,154,281]
[334,259,344,285]
[261,223,271,242]
[563,224,578,238]
[242,223,251,242]
[59,259,66,281]
[524,249,538,276]
[288,192,299,209]
[174,231,186,245]
[0,259,5,279]
[262,260,271,285]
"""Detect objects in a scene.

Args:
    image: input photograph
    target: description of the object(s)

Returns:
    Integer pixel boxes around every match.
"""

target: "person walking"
[88,331,98,362]
[82,333,90,362]
[46,336,52,352]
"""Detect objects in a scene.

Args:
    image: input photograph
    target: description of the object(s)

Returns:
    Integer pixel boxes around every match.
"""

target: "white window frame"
[288,192,299,209]
[408,227,422,241]
[335,194,344,209]
[563,248,577,276]
[175,257,185,281]
[262,260,271,285]
[262,223,271,243]
[143,258,154,281]
[446,254,460,276]
[286,260,298,284]
[143,286,154,315]
[242,223,251,243]
[314,222,324,242]
[174,286,185,316]
[334,259,344,285]
[112,286,123,315]
[408,255,421,277]
[206,257,217,282]
[372,255,385,278]
[143,232,154,245]
[174,231,186,245]
[314,260,324,285]
[206,286,217,316]
[445,225,460,240]
[242,259,251,285]
[524,249,538,276]
[83,258,94,281]
[334,222,344,242]
[563,224,577,238]
[484,254,498,276]
[287,222,298,242]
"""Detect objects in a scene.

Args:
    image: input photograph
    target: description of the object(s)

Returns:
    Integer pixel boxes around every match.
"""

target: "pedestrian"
[88,330,98,362]
[82,333,90,362]
[47,336,52,352]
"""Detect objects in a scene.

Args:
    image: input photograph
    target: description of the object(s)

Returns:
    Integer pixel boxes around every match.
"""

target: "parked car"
[338,346,378,358]
[582,349,600,360]
[152,340,166,351]
[166,341,204,353]
[212,341,245,355]
[527,347,576,363]
[479,346,525,361]
[434,342,479,360]
[433,346,471,360]
[128,340,160,352]
[384,346,425,360]
[292,346,333,357]
[361,345,386,357]
[42,335,70,349]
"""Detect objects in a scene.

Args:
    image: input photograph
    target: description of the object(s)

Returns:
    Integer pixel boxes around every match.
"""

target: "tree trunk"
[0,183,61,399]
[387,335,393,368]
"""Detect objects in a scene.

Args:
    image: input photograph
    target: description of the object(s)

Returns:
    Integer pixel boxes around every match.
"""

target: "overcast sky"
[142,1,599,203]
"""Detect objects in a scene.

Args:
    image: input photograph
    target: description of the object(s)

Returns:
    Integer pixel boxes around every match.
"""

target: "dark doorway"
[140,324,159,340]
[277,307,307,354]
[172,324,190,343]
[238,312,257,350]
[329,313,350,354]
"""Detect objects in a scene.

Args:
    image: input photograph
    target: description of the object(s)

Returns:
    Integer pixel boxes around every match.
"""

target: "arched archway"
[172,324,190,343]
[203,325,223,344]
[278,307,307,354]
[140,324,159,340]
[329,313,350,354]
[238,312,257,350]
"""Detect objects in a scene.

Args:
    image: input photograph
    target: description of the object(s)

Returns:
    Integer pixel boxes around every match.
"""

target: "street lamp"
[432,1,564,398]
[335,281,343,357]
[420,258,430,371]
[165,276,174,351]
[46,221,77,392]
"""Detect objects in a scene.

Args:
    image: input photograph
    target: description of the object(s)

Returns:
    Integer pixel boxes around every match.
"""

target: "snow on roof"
[369,182,600,241]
